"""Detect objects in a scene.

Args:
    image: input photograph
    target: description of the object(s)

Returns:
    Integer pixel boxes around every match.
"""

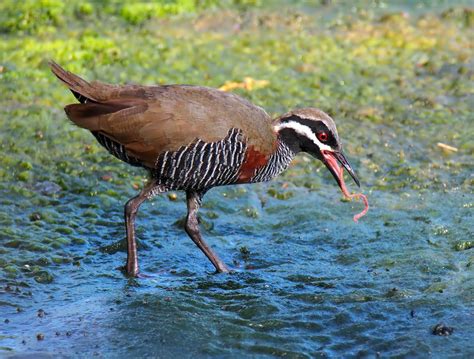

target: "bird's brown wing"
[51,62,277,168]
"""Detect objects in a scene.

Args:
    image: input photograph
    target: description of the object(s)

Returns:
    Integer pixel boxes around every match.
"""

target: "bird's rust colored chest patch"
[237,146,270,183]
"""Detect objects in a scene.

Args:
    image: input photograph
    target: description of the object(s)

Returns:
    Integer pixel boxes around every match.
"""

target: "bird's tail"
[49,60,104,104]
[50,61,131,131]
[50,61,147,133]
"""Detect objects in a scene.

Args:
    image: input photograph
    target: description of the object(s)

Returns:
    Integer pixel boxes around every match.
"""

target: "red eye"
[317,131,328,142]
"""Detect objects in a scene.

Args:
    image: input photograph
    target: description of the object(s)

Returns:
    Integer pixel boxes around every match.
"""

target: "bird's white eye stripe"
[274,121,332,152]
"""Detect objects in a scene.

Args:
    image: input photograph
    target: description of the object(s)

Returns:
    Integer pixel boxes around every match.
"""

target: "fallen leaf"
[437,142,458,153]
[219,77,269,92]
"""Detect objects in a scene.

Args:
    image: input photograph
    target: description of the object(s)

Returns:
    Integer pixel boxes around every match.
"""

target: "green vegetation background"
[1,0,472,191]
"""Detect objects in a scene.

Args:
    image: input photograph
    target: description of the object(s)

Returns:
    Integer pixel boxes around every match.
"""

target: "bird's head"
[274,108,360,190]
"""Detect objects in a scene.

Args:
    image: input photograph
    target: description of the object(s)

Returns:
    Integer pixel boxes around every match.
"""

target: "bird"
[50,61,361,277]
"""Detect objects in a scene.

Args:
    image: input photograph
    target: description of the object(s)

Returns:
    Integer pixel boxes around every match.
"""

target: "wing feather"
[51,62,277,169]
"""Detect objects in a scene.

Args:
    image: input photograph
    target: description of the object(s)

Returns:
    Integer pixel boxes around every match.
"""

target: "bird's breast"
[236,146,271,184]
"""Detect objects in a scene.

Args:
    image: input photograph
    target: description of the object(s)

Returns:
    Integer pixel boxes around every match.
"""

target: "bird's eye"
[317,131,329,142]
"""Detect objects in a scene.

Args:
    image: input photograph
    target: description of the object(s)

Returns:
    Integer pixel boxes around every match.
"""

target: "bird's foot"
[214,264,232,274]
[117,265,152,278]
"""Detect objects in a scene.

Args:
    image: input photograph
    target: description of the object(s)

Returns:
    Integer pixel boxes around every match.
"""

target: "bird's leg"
[124,181,160,277]
[185,191,229,273]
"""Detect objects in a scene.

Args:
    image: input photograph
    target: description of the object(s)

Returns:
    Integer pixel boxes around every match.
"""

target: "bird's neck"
[249,136,296,183]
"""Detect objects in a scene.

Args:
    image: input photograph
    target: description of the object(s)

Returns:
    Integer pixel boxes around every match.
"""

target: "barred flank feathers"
[153,129,247,191]
[93,133,142,167]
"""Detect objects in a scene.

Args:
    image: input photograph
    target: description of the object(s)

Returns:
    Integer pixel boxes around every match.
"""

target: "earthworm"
[338,165,369,222]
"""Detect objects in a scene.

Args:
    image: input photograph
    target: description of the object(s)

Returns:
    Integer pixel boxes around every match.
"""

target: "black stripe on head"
[280,115,340,150]
[277,127,317,155]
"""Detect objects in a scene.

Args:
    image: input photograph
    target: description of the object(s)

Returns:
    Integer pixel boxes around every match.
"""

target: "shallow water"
[1,184,473,357]
[1,1,473,357]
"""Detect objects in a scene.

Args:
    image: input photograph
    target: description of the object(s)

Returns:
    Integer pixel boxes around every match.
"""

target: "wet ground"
[1,0,473,357]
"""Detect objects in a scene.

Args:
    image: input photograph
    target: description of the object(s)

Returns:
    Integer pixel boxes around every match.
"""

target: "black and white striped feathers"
[250,141,294,183]
[153,128,247,191]
[93,132,142,167]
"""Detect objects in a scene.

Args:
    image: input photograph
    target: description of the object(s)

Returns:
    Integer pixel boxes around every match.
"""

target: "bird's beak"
[321,150,360,189]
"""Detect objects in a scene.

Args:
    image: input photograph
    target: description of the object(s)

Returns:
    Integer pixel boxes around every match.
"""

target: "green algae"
[455,241,474,252]
[267,188,294,200]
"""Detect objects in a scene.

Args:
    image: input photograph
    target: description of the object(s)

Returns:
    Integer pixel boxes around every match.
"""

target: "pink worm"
[337,165,369,223]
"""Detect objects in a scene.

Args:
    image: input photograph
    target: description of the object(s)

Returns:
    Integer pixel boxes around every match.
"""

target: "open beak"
[321,150,360,189]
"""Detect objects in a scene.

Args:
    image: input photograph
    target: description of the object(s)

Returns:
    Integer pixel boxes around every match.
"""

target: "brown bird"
[50,61,360,277]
